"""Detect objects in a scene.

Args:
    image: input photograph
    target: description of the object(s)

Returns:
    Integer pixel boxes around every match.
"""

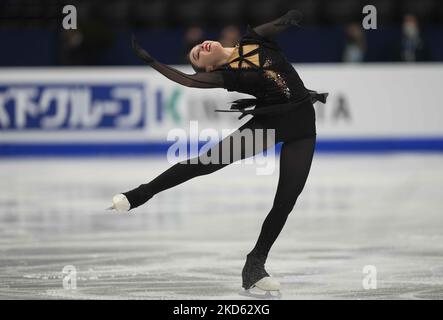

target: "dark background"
[1,0,442,66]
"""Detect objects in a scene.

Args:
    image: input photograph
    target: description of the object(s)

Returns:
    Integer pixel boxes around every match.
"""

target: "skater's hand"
[274,10,303,27]
[131,34,155,64]
[253,9,303,39]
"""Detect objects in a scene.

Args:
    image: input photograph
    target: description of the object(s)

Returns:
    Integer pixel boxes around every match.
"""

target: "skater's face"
[189,40,225,72]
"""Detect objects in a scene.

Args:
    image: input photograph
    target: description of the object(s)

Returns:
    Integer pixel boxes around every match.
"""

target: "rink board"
[1,64,442,155]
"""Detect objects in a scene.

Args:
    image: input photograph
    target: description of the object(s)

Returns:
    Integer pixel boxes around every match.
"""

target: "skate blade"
[105,204,122,213]
[105,204,131,214]
[239,287,282,300]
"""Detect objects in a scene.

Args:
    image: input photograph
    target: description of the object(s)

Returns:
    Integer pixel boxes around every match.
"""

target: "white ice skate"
[240,276,282,299]
[107,194,130,212]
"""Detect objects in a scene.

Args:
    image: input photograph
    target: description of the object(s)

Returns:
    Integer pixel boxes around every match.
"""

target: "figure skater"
[109,10,328,295]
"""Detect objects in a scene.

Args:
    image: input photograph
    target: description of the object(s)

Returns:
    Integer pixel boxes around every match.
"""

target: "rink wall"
[1,64,443,156]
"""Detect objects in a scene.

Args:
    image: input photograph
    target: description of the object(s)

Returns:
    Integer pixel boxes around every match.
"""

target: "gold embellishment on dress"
[264,70,291,98]
[263,58,272,68]
[228,44,260,69]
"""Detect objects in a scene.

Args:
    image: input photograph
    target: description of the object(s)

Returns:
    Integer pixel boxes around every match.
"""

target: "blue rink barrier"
[1,137,443,156]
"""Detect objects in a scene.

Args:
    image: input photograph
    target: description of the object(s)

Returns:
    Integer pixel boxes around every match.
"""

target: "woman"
[110,10,328,293]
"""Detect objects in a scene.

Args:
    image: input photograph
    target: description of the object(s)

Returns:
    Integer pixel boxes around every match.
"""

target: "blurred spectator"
[399,15,430,62]
[180,26,204,63]
[59,29,84,65]
[219,25,241,47]
[58,20,114,65]
[342,23,366,63]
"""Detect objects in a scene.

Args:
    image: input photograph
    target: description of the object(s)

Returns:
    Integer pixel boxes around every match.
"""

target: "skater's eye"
[192,46,200,61]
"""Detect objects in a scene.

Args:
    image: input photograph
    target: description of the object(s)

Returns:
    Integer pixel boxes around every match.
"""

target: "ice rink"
[1,153,442,299]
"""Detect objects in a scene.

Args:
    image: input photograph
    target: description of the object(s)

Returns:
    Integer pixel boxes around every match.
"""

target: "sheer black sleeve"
[148,61,225,88]
[252,10,303,39]
[131,35,224,89]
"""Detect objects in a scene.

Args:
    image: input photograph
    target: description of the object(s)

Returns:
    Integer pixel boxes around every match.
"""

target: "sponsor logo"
[0,83,146,130]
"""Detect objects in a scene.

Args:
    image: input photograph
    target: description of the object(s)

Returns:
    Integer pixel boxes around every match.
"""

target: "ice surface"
[0,154,442,299]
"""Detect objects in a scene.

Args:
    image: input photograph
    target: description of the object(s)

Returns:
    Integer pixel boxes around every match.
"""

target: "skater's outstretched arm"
[131,35,224,88]
[252,10,303,39]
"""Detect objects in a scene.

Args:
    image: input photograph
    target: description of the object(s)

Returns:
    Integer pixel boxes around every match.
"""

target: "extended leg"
[121,118,276,210]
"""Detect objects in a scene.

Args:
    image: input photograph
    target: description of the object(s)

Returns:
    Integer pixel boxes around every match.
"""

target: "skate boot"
[107,184,152,212]
[107,194,131,212]
[241,253,281,298]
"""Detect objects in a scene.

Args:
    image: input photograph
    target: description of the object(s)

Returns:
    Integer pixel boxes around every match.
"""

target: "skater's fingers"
[131,34,154,64]
[274,10,303,27]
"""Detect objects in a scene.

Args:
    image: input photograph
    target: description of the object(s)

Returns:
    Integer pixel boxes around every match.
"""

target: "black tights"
[124,117,316,261]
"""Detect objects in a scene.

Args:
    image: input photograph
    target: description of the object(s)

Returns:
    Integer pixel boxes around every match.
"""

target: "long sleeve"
[252,10,303,39]
[148,61,225,88]
[131,35,225,89]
